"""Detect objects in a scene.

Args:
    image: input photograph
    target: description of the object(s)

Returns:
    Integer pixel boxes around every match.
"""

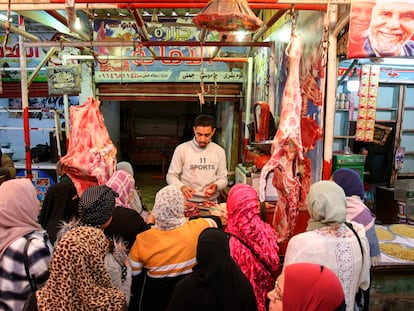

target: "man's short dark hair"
[194,114,216,128]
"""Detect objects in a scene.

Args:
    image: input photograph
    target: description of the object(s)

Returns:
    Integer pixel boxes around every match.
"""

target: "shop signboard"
[93,19,245,83]
[0,20,245,83]
[47,65,81,95]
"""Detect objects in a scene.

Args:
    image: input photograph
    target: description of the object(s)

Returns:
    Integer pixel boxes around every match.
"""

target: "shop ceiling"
[0,0,342,55]
[1,1,412,68]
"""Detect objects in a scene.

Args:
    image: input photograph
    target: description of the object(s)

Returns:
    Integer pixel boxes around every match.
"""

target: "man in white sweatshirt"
[166,114,228,203]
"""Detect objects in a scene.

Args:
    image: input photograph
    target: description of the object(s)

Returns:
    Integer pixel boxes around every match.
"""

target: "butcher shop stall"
[0,1,413,309]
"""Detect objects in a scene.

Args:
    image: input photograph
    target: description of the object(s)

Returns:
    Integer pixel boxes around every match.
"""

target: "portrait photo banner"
[347,0,414,59]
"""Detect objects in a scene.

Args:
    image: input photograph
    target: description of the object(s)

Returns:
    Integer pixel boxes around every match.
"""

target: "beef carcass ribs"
[259,34,304,243]
[60,97,116,196]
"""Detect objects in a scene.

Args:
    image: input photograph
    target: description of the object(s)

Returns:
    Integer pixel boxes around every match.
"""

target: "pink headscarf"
[283,263,345,311]
[225,184,280,311]
[106,170,135,209]
[0,178,42,257]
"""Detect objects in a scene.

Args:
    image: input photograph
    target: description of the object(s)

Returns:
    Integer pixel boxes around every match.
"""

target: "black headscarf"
[166,228,258,311]
[39,182,79,244]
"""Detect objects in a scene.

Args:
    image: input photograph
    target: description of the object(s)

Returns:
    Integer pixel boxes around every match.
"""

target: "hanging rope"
[198,43,206,108]
[321,0,331,69]
[2,0,12,55]
[285,5,297,57]
[290,5,296,40]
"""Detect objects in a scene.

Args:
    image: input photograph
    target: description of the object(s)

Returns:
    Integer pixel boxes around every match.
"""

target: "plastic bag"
[193,0,262,32]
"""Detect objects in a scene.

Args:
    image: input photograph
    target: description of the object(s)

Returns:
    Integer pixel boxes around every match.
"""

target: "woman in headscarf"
[166,228,258,311]
[107,170,136,210]
[0,179,53,311]
[267,262,346,311]
[225,184,280,311]
[38,182,79,245]
[33,226,127,311]
[332,168,381,310]
[332,168,381,265]
[78,184,149,250]
[283,181,370,311]
[128,185,219,311]
[116,161,148,218]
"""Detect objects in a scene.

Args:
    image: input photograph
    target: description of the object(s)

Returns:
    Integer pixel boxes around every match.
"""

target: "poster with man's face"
[347,0,414,59]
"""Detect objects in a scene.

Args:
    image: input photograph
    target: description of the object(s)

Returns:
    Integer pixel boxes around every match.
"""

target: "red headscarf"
[283,263,345,311]
[225,184,279,311]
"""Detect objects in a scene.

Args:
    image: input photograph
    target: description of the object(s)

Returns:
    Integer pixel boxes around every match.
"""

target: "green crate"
[333,154,366,166]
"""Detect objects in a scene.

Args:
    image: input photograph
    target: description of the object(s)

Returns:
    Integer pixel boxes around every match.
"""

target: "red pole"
[19,15,32,180]
[23,107,33,180]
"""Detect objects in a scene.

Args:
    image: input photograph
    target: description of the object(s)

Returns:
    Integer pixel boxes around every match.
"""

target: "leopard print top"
[35,226,126,310]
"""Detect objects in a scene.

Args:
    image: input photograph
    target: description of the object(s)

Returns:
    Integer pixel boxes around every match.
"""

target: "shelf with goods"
[397,86,414,177]
[333,92,357,152]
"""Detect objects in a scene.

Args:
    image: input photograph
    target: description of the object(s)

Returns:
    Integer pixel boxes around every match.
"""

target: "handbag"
[22,235,51,311]
[345,222,367,309]
[24,238,39,292]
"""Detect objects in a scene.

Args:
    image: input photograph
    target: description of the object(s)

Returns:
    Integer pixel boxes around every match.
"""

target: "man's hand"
[180,185,195,199]
[204,183,217,198]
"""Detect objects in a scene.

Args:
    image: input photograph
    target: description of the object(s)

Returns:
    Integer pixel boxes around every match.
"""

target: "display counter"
[14,160,57,170]
[370,224,414,310]
[14,160,58,204]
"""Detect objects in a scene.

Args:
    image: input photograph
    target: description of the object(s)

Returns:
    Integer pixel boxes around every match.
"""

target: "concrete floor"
[134,165,166,211]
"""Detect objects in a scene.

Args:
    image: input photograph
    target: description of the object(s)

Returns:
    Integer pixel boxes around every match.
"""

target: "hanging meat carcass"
[259,34,304,243]
[60,97,117,196]
[193,0,262,32]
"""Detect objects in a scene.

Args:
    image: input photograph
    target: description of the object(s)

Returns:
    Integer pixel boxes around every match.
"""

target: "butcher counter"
[369,224,414,310]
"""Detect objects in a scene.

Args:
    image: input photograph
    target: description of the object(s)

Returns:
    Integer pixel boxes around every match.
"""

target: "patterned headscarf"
[78,185,118,227]
[116,161,134,177]
[106,170,135,209]
[0,178,42,257]
[332,168,365,200]
[306,181,347,231]
[152,185,186,231]
[36,226,126,310]
[283,263,345,311]
[225,184,279,311]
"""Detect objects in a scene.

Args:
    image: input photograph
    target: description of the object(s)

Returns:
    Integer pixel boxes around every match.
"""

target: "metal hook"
[290,4,296,38]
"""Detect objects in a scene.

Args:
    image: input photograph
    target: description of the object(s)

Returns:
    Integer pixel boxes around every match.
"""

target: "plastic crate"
[332,154,366,165]
[394,179,414,202]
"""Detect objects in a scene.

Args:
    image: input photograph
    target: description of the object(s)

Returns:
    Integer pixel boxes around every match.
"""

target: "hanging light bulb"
[74,16,81,30]
[346,68,360,92]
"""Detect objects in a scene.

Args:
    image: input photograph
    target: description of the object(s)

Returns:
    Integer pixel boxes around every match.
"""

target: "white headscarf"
[0,178,42,257]
[152,185,186,231]
[116,161,134,177]
[306,181,347,231]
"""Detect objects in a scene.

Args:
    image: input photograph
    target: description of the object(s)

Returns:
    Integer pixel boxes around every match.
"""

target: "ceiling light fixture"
[380,57,414,66]
[234,31,247,42]
[346,68,360,92]
[0,14,12,22]
[74,17,81,30]
[278,21,292,43]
